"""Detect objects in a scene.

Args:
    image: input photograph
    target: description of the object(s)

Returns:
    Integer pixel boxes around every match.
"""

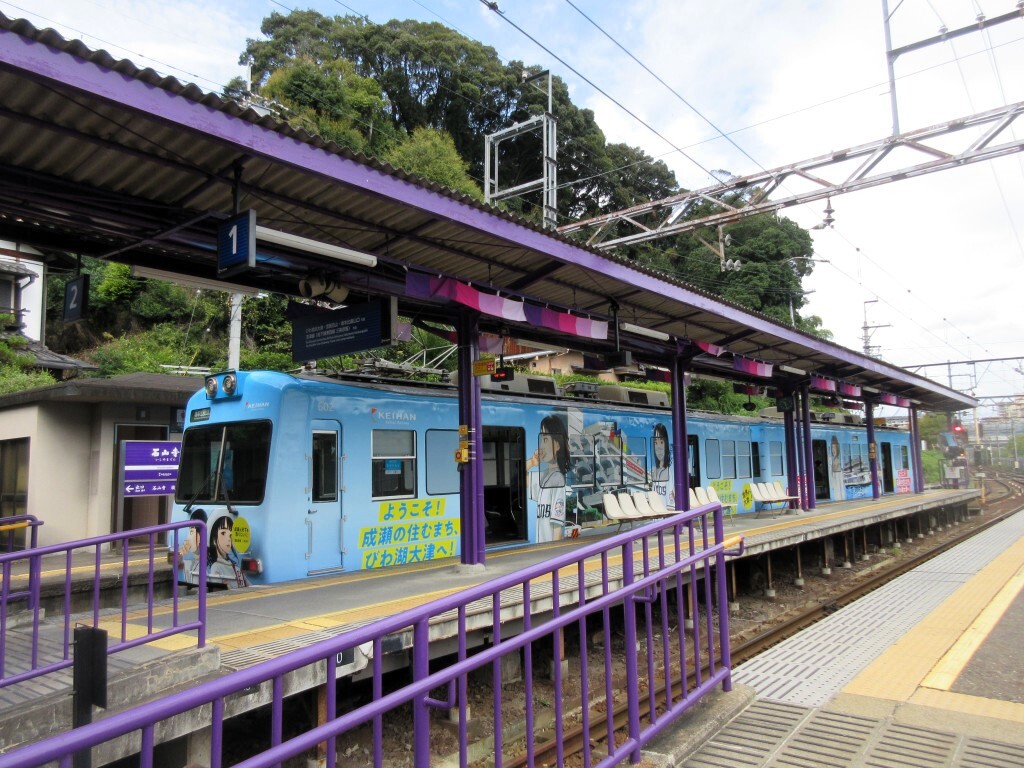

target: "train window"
[688,435,700,485]
[705,439,721,479]
[722,440,736,479]
[900,446,909,469]
[737,441,752,478]
[177,421,271,504]
[769,441,784,476]
[426,430,460,495]
[372,430,416,500]
[623,435,646,487]
[569,434,596,489]
[751,442,761,477]
[312,431,338,502]
[594,433,622,487]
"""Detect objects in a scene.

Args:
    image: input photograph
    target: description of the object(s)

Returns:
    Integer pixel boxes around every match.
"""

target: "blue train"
[172,369,913,586]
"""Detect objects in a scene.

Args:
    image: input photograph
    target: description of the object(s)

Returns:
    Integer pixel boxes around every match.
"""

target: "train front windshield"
[176,421,272,504]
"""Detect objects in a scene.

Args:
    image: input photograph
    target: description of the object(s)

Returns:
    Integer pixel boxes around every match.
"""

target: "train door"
[307,420,343,574]
[482,426,527,544]
[687,435,700,488]
[880,442,894,493]
[812,440,829,499]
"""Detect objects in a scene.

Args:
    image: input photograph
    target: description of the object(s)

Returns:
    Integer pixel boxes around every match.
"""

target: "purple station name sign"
[121,440,181,497]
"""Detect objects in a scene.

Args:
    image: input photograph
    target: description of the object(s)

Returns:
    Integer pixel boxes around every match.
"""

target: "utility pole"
[861,299,890,357]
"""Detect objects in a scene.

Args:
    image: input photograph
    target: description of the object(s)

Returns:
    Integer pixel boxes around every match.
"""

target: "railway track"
[512,474,1023,768]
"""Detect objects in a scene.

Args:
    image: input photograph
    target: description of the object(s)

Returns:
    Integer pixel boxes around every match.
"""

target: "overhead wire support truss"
[556,101,1024,248]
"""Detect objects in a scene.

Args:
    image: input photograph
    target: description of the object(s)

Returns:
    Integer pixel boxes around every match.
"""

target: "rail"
[0,503,742,768]
[0,521,206,689]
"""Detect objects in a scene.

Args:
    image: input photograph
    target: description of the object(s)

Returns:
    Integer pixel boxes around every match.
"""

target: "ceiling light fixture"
[255,226,377,268]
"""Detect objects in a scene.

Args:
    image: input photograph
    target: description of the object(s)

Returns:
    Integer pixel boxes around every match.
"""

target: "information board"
[291,298,396,361]
[119,440,180,497]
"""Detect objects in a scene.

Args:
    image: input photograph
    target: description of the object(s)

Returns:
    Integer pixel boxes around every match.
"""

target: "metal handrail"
[1,504,739,768]
[0,520,206,689]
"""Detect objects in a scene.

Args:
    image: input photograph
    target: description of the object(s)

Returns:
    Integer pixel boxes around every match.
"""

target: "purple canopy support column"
[793,390,806,510]
[865,400,880,499]
[672,355,690,510]
[910,406,924,493]
[801,385,816,510]
[456,311,486,565]
[783,391,798,500]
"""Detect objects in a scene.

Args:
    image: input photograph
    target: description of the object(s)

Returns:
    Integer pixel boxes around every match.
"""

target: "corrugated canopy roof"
[0,14,976,412]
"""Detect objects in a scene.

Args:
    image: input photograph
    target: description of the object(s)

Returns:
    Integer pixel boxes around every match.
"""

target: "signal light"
[490,366,515,383]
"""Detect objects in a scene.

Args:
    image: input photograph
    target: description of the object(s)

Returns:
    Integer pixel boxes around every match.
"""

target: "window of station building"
[769,441,784,476]
[311,431,338,502]
[721,440,737,479]
[372,429,416,500]
[0,437,29,525]
[737,441,752,478]
[426,430,460,495]
[705,439,722,479]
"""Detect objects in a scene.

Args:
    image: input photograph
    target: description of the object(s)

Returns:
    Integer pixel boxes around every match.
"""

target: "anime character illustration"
[651,423,674,508]
[207,514,248,588]
[829,435,845,500]
[527,413,568,542]
[177,508,207,585]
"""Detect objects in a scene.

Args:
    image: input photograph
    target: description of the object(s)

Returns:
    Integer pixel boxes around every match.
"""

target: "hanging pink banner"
[732,356,773,378]
[809,375,836,392]
[877,393,898,405]
[839,382,861,397]
[896,397,911,408]
[693,339,724,357]
[521,305,608,340]
[405,273,527,322]
[405,273,607,340]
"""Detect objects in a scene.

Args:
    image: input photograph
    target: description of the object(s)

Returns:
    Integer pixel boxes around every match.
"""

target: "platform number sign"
[218,209,256,278]
[63,273,89,323]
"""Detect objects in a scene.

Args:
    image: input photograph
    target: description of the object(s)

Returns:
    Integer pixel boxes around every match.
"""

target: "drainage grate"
[734,514,1024,708]
[682,700,812,767]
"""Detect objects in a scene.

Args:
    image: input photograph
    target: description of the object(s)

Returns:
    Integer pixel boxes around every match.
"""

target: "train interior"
[482,425,528,544]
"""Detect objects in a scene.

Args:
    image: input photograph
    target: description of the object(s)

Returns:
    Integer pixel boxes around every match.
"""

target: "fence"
[0,503,741,768]
[0,520,206,689]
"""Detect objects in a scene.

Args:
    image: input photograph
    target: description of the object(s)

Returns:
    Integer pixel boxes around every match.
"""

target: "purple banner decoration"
[809,375,836,392]
[839,382,862,397]
[878,392,898,405]
[896,397,911,408]
[693,339,724,357]
[732,356,773,378]
[405,273,526,322]
[522,304,608,340]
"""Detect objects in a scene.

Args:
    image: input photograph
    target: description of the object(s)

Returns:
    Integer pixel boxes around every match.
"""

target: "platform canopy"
[0,15,976,413]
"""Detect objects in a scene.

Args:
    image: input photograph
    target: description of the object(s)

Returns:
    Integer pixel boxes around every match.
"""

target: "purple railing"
[0,521,206,690]
[0,504,741,768]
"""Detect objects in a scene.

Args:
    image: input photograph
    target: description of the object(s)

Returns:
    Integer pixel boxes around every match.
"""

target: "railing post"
[714,507,733,691]
[413,618,430,768]
[622,538,642,762]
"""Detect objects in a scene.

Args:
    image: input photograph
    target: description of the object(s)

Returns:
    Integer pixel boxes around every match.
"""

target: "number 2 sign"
[63,273,89,323]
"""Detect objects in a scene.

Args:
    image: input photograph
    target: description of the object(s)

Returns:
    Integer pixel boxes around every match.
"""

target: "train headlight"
[222,373,238,396]
[204,376,218,398]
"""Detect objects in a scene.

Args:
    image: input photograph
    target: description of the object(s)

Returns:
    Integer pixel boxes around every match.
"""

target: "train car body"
[172,370,912,586]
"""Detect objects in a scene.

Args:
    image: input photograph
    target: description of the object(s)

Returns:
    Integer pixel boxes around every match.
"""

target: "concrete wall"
[33,403,94,544]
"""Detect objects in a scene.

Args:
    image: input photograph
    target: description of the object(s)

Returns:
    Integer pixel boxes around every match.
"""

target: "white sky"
[4,0,1023,415]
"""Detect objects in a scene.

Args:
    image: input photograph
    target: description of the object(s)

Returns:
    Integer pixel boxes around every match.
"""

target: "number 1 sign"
[218,209,256,278]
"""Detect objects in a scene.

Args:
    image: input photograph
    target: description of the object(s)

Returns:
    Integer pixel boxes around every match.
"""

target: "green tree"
[384,127,481,198]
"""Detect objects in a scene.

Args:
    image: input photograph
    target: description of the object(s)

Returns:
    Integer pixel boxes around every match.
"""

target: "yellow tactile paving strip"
[140,531,743,651]
[842,534,1024,724]
[120,489,956,655]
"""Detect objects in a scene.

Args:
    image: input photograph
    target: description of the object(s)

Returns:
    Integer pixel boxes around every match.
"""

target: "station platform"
[0,487,982,756]
[661,506,1024,768]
